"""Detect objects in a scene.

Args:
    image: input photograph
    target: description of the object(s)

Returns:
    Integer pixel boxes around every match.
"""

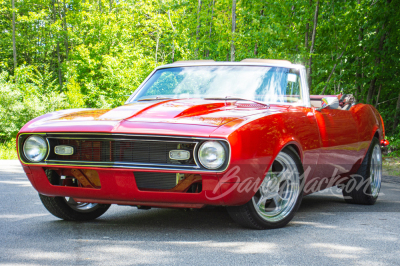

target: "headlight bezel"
[21,135,48,163]
[196,140,229,170]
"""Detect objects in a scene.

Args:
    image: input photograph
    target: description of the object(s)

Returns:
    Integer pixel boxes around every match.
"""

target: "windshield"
[130,66,303,104]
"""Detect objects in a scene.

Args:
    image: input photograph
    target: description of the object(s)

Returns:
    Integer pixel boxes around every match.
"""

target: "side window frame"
[299,67,311,107]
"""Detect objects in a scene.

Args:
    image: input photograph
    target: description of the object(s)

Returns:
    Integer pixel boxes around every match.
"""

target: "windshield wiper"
[204,97,270,108]
[137,97,175,102]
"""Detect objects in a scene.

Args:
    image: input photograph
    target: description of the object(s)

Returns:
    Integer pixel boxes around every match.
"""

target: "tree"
[308,0,319,89]
[11,0,17,74]
[230,0,237,61]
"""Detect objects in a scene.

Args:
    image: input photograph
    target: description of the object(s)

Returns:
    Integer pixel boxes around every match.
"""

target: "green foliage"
[0,139,17,160]
[387,133,400,157]
[0,0,399,147]
[65,77,85,109]
[0,70,67,141]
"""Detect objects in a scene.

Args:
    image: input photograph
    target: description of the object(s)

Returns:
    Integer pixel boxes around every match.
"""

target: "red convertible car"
[17,59,387,229]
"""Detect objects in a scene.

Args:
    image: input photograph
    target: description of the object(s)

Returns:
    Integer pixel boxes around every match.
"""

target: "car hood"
[20,99,288,137]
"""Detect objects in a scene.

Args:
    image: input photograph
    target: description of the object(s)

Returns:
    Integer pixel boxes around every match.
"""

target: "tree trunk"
[155,32,159,63]
[321,49,345,95]
[367,26,386,104]
[304,22,309,58]
[109,0,113,13]
[333,81,336,94]
[52,0,62,87]
[195,0,202,58]
[355,0,363,96]
[62,0,69,60]
[355,27,363,97]
[254,42,258,56]
[56,42,62,86]
[307,0,319,89]
[230,0,237,62]
[12,0,17,74]
[206,0,214,58]
[374,84,382,108]
[304,1,311,67]
[393,92,400,133]
[168,10,176,62]
[366,0,392,102]
[305,23,309,49]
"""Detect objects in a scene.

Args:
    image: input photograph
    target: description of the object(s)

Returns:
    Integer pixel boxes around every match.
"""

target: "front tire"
[342,137,382,205]
[39,194,111,221]
[227,147,304,229]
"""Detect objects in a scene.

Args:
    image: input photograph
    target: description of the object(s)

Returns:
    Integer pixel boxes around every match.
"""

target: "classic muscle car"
[17,59,388,229]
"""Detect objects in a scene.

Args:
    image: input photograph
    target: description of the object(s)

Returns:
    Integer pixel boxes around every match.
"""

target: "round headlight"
[198,141,226,169]
[23,135,48,162]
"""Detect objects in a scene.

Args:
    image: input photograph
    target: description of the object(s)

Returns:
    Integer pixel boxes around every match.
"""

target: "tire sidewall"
[342,137,382,205]
[364,138,382,201]
[39,194,111,221]
[246,147,304,229]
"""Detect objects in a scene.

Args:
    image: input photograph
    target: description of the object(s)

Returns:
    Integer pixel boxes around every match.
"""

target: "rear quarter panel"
[351,104,383,157]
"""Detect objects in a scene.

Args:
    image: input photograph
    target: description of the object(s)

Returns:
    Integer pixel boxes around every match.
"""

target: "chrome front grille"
[45,136,197,167]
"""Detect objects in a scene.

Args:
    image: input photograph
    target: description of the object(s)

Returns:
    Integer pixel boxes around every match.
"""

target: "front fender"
[210,110,315,206]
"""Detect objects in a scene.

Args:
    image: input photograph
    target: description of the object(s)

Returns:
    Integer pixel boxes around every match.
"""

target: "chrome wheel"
[252,152,301,222]
[370,144,382,198]
[64,197,99,213]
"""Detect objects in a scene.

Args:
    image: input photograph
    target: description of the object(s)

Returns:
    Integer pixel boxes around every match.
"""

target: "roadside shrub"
[0,70,68,142]
[386,133,400,157]
[0,139,17,160]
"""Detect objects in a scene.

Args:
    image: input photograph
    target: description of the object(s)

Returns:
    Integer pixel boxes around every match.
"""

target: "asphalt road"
[1,160,400,266]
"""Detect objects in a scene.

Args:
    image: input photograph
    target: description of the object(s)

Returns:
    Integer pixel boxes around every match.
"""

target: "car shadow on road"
[40,184,399,235]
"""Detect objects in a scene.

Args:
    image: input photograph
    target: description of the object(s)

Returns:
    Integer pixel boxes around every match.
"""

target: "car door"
[312,107,360,188]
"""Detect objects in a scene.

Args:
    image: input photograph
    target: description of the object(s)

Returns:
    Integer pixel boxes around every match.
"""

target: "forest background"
[0,0,399,158]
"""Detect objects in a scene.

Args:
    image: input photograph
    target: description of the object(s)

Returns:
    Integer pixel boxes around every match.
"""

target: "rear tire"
[342,137,382,205]
[227,147,304,229]
[39,194,111,221]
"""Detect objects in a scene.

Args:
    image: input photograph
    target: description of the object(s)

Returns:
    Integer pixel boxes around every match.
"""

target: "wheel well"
[284,144,302,162]
[374,131,380,141]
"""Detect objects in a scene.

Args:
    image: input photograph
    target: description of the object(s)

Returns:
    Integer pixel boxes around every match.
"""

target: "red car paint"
[17,96,384,208]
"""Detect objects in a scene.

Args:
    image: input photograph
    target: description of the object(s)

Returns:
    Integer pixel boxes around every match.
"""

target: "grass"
[0,140,18,160]
[383,157,400,177]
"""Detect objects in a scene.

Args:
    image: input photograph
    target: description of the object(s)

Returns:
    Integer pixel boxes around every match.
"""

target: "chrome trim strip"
[45,160,199,169]
[47,136,197,143]
[45,132,214,140]
[300,67,311,108]
[156,61,304,69]
[21,162,221,173]
[45,138,51,160]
